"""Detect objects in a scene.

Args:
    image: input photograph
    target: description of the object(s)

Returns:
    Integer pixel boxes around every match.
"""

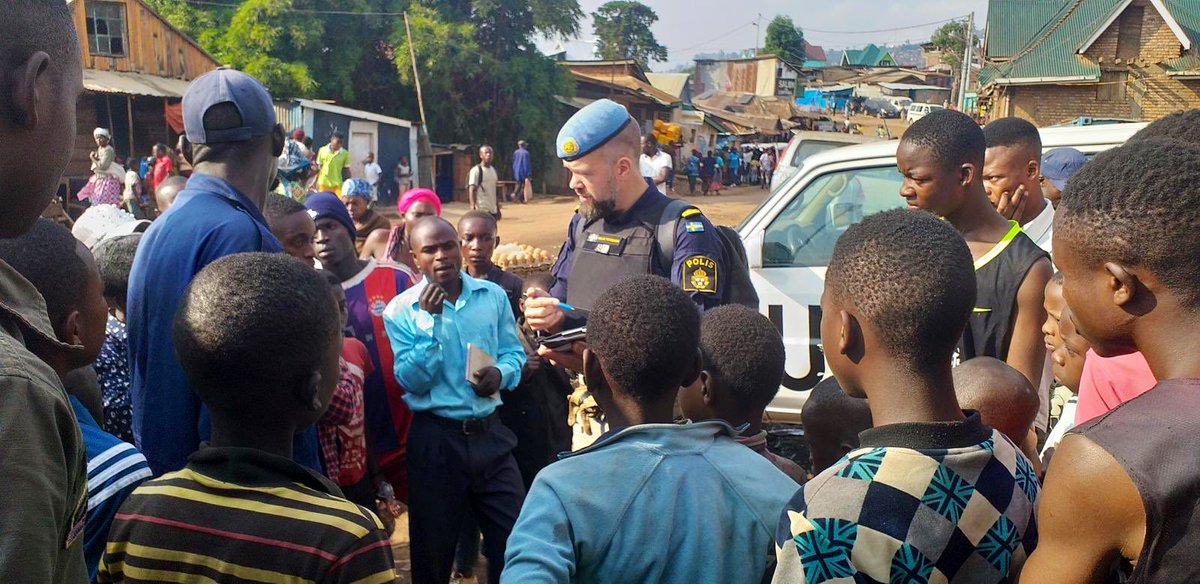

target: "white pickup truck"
[744,122,1149,421]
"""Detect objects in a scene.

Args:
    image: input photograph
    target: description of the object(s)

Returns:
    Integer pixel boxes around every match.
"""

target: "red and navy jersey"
[342,260,416,457]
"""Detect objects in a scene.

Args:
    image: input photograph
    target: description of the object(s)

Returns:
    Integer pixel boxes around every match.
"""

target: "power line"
[669,21,758,52]
[803,15,969,35]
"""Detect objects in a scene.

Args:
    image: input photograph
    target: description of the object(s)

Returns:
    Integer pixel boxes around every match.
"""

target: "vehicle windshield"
[789,140,857,169]
[763,165,905,267]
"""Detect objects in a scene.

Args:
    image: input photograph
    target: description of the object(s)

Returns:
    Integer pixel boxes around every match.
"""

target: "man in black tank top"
[897,111,1052,422]
[1023,139,1200,582]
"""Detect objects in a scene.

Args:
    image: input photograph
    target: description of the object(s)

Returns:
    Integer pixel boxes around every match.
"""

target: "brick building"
[979,0,1200,126]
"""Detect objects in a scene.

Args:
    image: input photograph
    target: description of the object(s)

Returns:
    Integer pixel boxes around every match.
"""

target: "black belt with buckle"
[423,412,499,436]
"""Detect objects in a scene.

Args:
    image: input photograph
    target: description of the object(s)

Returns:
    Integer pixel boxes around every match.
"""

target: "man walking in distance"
[468,144,500,219]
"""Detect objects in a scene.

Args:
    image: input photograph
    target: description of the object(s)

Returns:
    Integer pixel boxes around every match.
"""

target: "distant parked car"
[771,131,880,190]
[863,99,901,119]
[885,97,912,111]
[906,102,945,123]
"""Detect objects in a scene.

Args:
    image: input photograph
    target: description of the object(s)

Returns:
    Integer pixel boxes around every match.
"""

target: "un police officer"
[525,99,726,368]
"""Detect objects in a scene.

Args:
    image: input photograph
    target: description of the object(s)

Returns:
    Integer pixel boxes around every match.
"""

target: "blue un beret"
[557,99,634,161]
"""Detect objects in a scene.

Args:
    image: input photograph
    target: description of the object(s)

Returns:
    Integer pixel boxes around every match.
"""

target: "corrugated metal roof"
[294,99,414,128]
[984,0,1074,59]
[878,82,952,91]
[1164,0,1200,46]
[981,0,1119,86]
[1166,52,1200,74]
[644,73,690,99]
[82,69,192,97]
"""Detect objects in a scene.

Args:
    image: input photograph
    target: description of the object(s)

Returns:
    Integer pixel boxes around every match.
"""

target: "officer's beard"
[581,198,616,222]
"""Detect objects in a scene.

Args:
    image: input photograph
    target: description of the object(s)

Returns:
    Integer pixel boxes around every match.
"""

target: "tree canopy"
[764,15,805,64]
[930,19,979,71]
[592,1,667,66]
[144,0,582,175]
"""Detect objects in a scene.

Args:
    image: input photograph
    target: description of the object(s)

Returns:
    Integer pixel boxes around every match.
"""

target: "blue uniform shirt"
[549,188,726,312]
[126,173,320,475]
[383,273,526,421]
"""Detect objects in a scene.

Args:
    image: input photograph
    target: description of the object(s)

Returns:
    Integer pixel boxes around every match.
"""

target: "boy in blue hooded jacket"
[503,274,796,582]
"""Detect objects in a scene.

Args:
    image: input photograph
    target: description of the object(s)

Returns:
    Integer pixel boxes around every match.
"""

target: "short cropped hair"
[459,210,498,232]
[588,275,700,401]
[901,109,986,170]
[331,131,345,141]
[173,253,339,408]
[700,305,785,411]
[193,102,262,162]
[1128,109,1200,145]
[984,117,1042,155]
[953,357,1038,443]
[263,192,308,229]
[0,218,88,326]
[827,208,976,368]
[93,233,142,301]
[1059,140,1200,307]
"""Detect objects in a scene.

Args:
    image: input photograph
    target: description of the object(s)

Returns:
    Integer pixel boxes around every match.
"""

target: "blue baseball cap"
[183,68,277,145]
[1040,147,1087,191]
[556,99,634,161]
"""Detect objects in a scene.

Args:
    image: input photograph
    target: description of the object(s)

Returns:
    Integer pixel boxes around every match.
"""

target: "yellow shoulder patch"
[681,208,702,218]
[681,255,718,294]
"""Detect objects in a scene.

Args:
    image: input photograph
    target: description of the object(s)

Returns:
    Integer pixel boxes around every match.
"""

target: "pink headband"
[397,188,442,216]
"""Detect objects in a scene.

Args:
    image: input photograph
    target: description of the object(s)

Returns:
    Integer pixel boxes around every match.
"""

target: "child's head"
[586,275,701,421]
[822,208,975,397]
[897,109,986,216]
[1127,109,1200,145]
[264,192,316,263]
[1052,306,1089,393]
[92,233,142,317]
[952,357,1039,445]
[801,377,872,474]
[0,218,108,370]
[317,269,348,331]
[679,305,785,426]
[458,210,499,274]
[1054,140,1200,359]
[155,175,187,214]
[174,253,341,434]
[1041,272,1065,357]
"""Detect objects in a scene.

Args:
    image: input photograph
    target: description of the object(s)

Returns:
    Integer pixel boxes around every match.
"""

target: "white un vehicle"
[746,122,1148,421]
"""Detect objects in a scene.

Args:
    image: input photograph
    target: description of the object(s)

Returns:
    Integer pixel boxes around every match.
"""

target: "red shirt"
[151,156,174,191]
[317,339,373,486]
[1075,350,1157,424]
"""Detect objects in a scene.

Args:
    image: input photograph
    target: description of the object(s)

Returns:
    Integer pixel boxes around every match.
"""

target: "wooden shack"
[64,0,220,192]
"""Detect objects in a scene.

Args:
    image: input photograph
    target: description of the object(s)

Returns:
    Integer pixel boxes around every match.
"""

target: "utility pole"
[403,11,427,128]
[754,13,762,56]
[957,12,974,111]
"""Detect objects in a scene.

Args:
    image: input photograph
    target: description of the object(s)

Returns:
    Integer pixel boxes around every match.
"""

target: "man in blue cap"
[524,99,727,369]
[127,68,322,475]
[1039,147,1086,209]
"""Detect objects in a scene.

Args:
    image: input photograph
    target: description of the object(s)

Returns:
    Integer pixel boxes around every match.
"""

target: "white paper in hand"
[466,343,500,401]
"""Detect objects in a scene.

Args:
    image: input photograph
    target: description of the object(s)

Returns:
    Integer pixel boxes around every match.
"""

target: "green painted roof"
[985,0,1073,59]
[982,0,1200,86]
[1166,52,1200,74]
[840,43,896,66]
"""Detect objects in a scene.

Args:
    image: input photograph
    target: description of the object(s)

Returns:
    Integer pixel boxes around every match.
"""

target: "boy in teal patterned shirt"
[772,209,1038,583]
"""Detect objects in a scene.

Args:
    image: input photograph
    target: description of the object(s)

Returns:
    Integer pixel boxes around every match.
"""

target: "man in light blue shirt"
[383,216,525,584]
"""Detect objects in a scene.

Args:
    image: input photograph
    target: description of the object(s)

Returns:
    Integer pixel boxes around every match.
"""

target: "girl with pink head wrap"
[377,188,442,272]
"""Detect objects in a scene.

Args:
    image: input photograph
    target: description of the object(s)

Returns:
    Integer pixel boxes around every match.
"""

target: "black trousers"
[407,412,525,584]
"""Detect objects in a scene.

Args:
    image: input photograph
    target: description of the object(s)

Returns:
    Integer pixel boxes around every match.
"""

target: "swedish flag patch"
[685,221,705,233]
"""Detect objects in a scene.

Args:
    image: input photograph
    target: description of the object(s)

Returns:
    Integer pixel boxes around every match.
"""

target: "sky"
[537,0,989,71]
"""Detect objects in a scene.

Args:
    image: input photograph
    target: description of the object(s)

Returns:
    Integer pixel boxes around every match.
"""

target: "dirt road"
[386,184,772,254]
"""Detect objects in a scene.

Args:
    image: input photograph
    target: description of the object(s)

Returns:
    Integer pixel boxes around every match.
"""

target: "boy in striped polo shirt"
[0,219,152,581]
[99,253,396,583]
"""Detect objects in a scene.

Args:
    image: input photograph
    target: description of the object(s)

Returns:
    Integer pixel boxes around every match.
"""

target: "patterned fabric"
[773,418,1038,584]
[98,447,396,583]
[95,315,133,443]
[318,348,370,487]
[77,175,123,206]
[737,429,808,485]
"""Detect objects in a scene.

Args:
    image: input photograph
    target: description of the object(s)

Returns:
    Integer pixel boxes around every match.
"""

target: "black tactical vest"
[566,192,674,310]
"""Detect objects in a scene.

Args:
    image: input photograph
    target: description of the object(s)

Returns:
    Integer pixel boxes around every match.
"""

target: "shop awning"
[83,69,192,98]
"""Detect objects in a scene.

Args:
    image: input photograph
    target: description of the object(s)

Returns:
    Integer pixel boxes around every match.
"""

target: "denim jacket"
[503,420,799,583]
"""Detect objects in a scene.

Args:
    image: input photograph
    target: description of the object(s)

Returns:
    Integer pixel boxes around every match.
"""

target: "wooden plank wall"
[70,0,219,80]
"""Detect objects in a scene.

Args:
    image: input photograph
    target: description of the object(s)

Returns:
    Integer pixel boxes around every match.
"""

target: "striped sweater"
[98,446,397,583]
